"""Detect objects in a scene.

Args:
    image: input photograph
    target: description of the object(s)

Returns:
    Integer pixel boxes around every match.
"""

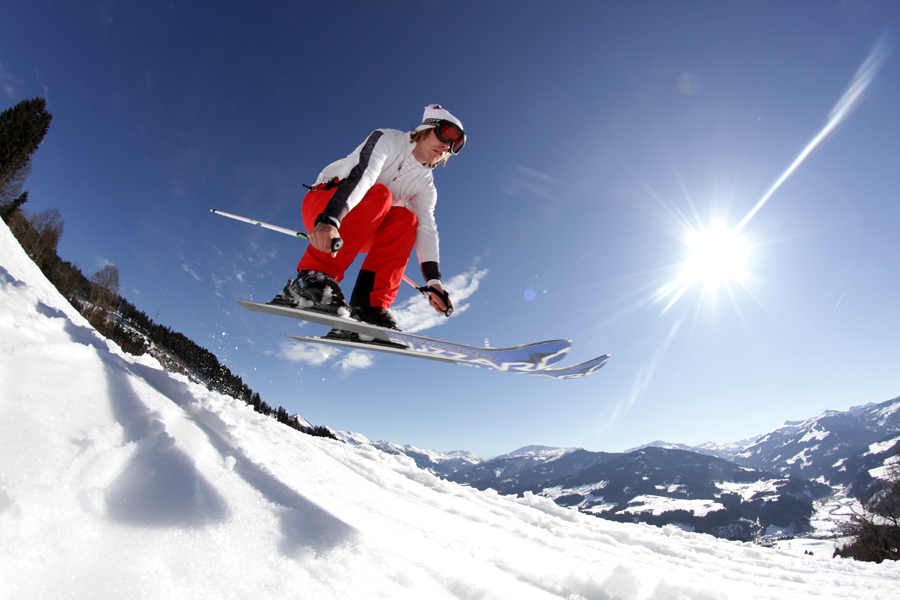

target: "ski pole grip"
[425,286,453,317]
[331,238,343,252]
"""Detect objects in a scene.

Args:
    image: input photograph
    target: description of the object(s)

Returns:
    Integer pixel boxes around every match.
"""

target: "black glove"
[426,285,454,317]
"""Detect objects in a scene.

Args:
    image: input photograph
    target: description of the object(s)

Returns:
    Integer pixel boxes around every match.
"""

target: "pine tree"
[0,190,29,221]
[24,208,64,269]
[0,98,52,192]
[0,162,31,209]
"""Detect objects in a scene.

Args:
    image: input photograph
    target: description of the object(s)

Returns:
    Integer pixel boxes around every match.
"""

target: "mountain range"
[340,395,900,543]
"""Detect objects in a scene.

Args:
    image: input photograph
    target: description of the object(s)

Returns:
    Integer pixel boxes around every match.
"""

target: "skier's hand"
[427,284,453,317]
[309,222,341,256]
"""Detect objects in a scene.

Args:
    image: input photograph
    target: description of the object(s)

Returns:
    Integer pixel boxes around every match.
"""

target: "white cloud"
[393,267,488,333]
[182,264,201,281]
[276,341,333,366]
[0,62,19,99]
[276,339,375,373]
[500,164,558,201]
[338,350,374,372]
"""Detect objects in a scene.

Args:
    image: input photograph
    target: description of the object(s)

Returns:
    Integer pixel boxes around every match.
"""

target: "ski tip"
[236,299,262,311]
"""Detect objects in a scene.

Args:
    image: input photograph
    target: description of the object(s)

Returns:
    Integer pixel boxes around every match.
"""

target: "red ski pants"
[296,183,417,308]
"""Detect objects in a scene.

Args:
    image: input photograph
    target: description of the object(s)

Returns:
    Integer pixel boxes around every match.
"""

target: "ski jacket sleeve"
[406,186,441,283]
[318,130,396,226]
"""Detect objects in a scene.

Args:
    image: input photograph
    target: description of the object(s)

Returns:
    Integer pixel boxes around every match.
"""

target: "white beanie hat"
[415,104,464,133]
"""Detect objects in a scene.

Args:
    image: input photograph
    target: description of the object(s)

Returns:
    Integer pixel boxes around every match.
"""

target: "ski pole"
[211,209,342,252]
[211,208,452,314]
[404,277,454,316]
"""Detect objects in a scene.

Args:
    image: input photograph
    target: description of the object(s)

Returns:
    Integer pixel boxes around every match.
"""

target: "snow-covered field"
[621,495,724,518]
[2,220,899,599]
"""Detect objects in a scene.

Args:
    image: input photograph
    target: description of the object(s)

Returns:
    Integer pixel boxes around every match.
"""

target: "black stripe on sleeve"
[322,130,384,224]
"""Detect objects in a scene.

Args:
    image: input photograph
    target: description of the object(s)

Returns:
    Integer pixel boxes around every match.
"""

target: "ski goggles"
[431,120,466,155]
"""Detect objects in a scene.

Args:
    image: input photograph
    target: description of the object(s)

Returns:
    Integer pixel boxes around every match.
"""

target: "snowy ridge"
[2,220,900,598]
[626,439,747,460]
[625,438,761,461]
[625,440,703,454]
[501,445,576,460]
[694,437,763,460]
[334,430,484,477]
[732,395,900,497]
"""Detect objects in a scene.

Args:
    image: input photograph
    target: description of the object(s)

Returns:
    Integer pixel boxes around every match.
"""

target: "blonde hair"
[410,128,450,169]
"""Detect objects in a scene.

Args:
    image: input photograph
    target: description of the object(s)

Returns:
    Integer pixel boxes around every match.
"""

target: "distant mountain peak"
[503,445,574,458]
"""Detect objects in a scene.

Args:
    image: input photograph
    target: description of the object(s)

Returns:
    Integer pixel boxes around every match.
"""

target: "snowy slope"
[341,433,483,477]
[733,397,900,488]
[2,220,899,599]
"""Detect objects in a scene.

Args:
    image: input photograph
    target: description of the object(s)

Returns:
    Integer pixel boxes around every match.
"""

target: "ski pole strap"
[305,178,342,192]
[313,213,343,252]
[424,285,453,317]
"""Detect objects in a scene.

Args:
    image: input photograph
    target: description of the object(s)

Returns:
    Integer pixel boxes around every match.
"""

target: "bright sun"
[681,226,749,287]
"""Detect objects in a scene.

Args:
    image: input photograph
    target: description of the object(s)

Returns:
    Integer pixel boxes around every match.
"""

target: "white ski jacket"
[314,129,441,280]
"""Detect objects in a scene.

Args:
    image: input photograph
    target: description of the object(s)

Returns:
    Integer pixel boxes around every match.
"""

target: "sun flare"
[681,226,749,287]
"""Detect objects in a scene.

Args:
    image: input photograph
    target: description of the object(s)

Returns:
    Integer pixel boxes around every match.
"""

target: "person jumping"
[269,104,464,331]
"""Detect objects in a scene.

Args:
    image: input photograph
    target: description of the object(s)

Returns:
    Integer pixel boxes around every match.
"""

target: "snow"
[622,495,725,518]
[869,463,894,480]
[785,446,819,467]
[582,502,620,515]
[799,428,830,444]
[716,480,780,502]
[871,400,900,425]
[808,489,862,538]
[864,436,900,456]
[865,437,900,479]
[541,482,609,502]
[2,220,900,599]
[503,445,575,460]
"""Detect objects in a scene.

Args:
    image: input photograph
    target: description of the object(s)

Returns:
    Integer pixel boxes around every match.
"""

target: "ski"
[237,300,571,372]
[527,354,610,379]
[286,333,610,379]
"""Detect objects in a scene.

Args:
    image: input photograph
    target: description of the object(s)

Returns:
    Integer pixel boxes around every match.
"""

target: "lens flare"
[736,35,890,233]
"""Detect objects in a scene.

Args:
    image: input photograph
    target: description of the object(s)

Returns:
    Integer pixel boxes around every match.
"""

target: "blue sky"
[3,1,899,457]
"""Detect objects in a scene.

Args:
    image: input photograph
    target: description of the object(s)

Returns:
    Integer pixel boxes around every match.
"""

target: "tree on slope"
[0,97,52,195]
[0,162,30,216]
[836,450,900,562]
[90,264,121,311]
[22,207,64,268]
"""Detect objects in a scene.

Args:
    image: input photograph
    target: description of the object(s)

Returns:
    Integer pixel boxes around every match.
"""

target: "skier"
[269,104,464,331]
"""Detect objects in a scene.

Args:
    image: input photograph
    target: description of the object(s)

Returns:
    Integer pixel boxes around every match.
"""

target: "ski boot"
[351,305,400,330]
[268,270,350,316]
